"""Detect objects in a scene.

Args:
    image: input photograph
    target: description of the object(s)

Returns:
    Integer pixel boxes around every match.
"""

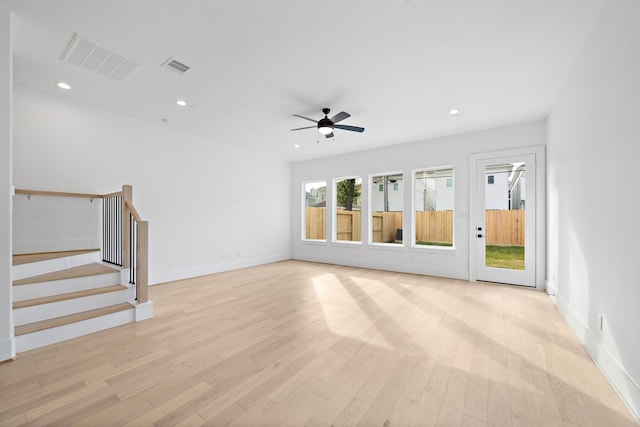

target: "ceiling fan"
[291,108,365,139]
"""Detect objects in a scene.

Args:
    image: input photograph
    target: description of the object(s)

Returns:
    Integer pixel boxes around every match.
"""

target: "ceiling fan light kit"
[291,107,365,139]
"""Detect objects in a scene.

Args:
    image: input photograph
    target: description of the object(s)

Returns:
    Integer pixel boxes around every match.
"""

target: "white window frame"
[332,176,362,245]
[411,166,456,251]
[368,171,404,247]
[302,180,327,242]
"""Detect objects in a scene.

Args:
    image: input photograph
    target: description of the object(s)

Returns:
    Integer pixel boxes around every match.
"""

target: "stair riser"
[16,308,135,352]
[14,289,131,326]
[13,273,122,301]
[12,252,101,281]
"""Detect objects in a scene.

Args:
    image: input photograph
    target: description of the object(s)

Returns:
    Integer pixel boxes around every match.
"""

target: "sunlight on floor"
[312,273,393,350]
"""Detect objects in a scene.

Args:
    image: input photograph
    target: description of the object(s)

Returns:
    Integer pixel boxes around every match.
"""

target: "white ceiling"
[10,0,605,162]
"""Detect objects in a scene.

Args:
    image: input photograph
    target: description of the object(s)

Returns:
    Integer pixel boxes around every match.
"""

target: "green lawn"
[416,241,453,247]
[485,245,524,270]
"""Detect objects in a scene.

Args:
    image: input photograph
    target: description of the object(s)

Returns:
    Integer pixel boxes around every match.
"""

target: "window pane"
[414,168,454,247]
[485,162,525,269]
[304,181,326,240]
[335,177,362,242]
[371,173,403,244]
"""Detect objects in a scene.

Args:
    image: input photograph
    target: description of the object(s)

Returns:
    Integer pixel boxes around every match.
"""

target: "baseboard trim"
[134,300,154,321]
[0,336,16,362]
[293,253,468,281]
[149,253,292,285]
[545,279,558,303]
[553,290,640,423]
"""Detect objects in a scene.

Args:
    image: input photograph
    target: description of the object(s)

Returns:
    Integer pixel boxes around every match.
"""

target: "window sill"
[411,245,457,255]
[301,239,327,245]
[368,242,406,250]
[331,240,362,247]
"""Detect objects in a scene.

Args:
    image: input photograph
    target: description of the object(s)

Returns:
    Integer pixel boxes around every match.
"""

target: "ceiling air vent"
[60,33,141,81]
[161,57,190,75]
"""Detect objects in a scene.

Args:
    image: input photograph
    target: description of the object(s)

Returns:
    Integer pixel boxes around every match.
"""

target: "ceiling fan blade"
[334,124,365,133]
[292,114,318,123]
[325,132,334,139]
[291,125,316,131]
[330,111,350,124]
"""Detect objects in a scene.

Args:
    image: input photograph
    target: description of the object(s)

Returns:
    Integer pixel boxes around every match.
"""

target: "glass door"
[475,154,535,286]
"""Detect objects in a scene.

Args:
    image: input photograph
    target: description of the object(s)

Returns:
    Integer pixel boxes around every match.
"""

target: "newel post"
[137,221,149,304]
[122,185,132,269]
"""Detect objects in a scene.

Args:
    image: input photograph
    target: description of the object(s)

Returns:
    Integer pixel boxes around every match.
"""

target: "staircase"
[12,249,138,352]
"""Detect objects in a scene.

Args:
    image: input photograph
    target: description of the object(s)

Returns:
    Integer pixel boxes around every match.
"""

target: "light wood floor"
[0,261,636,426]
[12,250,99,266]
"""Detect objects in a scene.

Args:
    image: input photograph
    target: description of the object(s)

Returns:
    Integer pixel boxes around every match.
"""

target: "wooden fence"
[371,212,403,243]
[305,207,524,246]
[336,209,362,242]
[415,211,453,244]
[305,207,326,240]
[485,209,524,246]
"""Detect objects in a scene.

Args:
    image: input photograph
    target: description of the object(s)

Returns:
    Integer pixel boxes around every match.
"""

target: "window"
[488,175,495,184]
[334,177,362,243]
[413,168,454,247]
[370,173,403,245]
[379,184,383,192]
[303,180,326,240]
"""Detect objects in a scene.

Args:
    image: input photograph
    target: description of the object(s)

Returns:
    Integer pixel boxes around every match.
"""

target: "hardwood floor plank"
[463,338,490,422]
[0,261,636,427]
[357,354,419,426]
[15,303,133,336]
[12,249,99,266]
[122,381,212,427]
[12,263,117,286]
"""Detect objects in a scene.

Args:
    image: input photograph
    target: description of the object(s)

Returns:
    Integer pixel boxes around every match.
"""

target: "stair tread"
[13,263,119,286]
[13,284,128,309]
[12,249,99,266]
[15,303,133,336]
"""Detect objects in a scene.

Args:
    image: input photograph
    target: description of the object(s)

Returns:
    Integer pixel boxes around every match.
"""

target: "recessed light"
[56,82,71,90]
[293,144,301,149]
[175,99,187,107]
[449,108,460,116]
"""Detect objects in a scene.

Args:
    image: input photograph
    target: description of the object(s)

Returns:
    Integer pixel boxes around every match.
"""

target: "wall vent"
[60,33,141,81]
[161,57,190,74]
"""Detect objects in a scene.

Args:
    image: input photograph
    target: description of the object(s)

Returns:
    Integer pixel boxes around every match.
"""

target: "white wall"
[13,194,101,254]
[13,86,292,284]
[0,4,15,361]
[547,0,640,420]
[292,120,546,279]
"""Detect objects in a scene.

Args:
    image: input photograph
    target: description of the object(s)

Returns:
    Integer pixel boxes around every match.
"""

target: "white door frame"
[469,146,546,290]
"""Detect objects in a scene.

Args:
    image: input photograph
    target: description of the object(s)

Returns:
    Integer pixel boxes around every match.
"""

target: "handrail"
[125,200,143,222]
[101,190,124,199]
[15,189,103,199]
[120,185,148,304]
[16,184,149,305]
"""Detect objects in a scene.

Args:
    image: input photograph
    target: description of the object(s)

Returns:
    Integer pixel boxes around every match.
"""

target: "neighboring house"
[485,164,525,210]
[305,185,326,207]
[371,175,404,212]
[414,173,454,211]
